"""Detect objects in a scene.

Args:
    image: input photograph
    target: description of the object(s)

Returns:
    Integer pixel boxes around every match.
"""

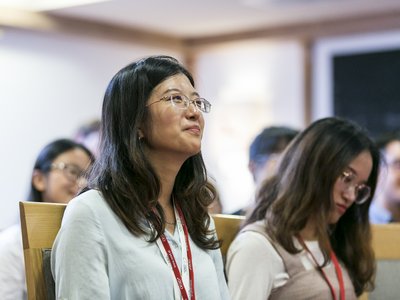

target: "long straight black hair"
[87,56,219,250]
[247,117,380,295]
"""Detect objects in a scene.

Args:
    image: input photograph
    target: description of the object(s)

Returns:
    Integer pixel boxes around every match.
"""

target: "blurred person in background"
[227,117,379,299]
[208,177,223,214]
[370,131,400,223]
[0,139,94,300]
[74,119,101,159]
[233,126,298,215]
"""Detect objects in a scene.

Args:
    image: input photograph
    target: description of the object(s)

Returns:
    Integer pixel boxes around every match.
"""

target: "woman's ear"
[32,170,47,192]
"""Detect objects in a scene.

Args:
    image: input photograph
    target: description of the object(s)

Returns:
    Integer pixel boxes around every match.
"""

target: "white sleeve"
[0,225,26,300]
[51,199,110,300]
[226,231,285,300]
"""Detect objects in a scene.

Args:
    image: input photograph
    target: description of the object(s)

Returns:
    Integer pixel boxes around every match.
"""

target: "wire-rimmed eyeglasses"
[339,171,371,205]
[51,162,85,182]
[147,94,212,113]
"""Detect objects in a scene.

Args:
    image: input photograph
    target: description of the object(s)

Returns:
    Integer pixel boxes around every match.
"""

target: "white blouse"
[0,224,27,300]
[51,189,229,300]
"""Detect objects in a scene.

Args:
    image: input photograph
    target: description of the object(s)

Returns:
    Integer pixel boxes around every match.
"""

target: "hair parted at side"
[87,55,219,250]
[28,139,94,202]
[247,117,380,296]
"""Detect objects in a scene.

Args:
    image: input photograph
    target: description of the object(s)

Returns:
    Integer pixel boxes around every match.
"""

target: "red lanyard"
[297,236,345,300]
[330,251,345,300]
[159,204,195,300]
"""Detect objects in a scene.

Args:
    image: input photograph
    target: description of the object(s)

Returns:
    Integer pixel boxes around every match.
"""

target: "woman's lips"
[185,125,201,135]
[336,203,347,214]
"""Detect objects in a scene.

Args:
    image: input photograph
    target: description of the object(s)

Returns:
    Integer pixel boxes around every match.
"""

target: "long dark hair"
[87,55,219,250]
[28,139,94,202]
[247,117,380,295]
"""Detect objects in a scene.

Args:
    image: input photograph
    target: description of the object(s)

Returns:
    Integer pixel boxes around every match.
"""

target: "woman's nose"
[186,102,201,118]
[343,185,357,203]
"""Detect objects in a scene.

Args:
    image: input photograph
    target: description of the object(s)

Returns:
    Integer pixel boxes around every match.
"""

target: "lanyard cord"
[330,250,345,300]
[297,235,345,300]
[156,203,195,300]
[176,205,195,300]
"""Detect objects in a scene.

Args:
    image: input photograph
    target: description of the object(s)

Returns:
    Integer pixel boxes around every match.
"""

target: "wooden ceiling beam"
[0,7,184,51]
[2,7,400,51]
[183,10,400,49]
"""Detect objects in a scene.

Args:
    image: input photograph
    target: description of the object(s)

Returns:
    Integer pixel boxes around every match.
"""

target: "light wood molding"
[2,6,400,51]
[0,7,184,51]
[183,10,400,49]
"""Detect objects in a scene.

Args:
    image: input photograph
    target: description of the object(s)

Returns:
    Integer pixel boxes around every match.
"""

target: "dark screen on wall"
[333,49,400,138]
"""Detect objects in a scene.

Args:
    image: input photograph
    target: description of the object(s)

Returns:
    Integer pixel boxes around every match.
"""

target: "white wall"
[0,29,181,230]
[0,31,306,227]
[196,39,305,213]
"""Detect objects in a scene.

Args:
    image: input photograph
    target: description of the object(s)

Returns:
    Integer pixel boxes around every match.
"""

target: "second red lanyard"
[297,236,345,300]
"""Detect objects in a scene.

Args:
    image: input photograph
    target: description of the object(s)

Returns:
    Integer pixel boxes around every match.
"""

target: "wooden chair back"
[211,216,400,299]
[212,214,245,258]
[358,223,400,300]
[19,201,67,300]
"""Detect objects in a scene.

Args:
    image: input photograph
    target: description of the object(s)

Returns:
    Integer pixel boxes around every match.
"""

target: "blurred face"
[328,150,373,224]
[142,73,205,163]
[252,153,281,186]
[33,148,92,203]
[380,141,400,204]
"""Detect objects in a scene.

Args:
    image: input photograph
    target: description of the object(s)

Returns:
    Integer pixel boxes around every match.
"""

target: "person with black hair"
[370,131,400,223]
[234,126,298,215]
[51,56,229,300]
[249,126,299,186]
[74,119,101,158]
[227,117,379,299]
[0,139,93,300]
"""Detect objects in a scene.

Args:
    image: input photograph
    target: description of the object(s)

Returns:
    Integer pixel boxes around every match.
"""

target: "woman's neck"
[157,176,177,235]
[145,151,185,234]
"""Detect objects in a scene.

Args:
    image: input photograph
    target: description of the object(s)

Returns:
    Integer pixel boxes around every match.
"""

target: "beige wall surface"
[0,29,181,229]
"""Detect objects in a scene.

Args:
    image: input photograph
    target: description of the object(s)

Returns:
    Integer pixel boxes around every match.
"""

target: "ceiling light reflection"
[0,0,110,11]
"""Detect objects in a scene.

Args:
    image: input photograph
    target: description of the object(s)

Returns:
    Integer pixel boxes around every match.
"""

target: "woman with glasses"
[226,117,380,300]
[28,139,94,204]
[51,56,229,300]
[0,139,93,300]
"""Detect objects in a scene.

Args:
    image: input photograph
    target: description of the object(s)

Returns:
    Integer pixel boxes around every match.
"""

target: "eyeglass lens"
[65,165,82,180]
[355,186,370,203]
[341,172,370,204]
[169,94,210,112]
[52,163,83,181]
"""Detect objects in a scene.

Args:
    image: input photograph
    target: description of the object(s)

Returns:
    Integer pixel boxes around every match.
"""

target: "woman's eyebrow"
[347,166,357,176]
[347,166,369,183]
[162,89,200,98]
[163,88,180,94]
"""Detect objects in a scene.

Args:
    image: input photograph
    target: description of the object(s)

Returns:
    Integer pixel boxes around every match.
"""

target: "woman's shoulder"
[226,220,284,275]
[62,190,108,223]
[68,189,104,208]
[229,221,274,253]
[240,220,270,238]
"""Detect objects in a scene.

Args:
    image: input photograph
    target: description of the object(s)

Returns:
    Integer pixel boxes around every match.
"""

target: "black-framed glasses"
[147,94,212,113]
[339,171,371,205]
[51,162,85,182]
